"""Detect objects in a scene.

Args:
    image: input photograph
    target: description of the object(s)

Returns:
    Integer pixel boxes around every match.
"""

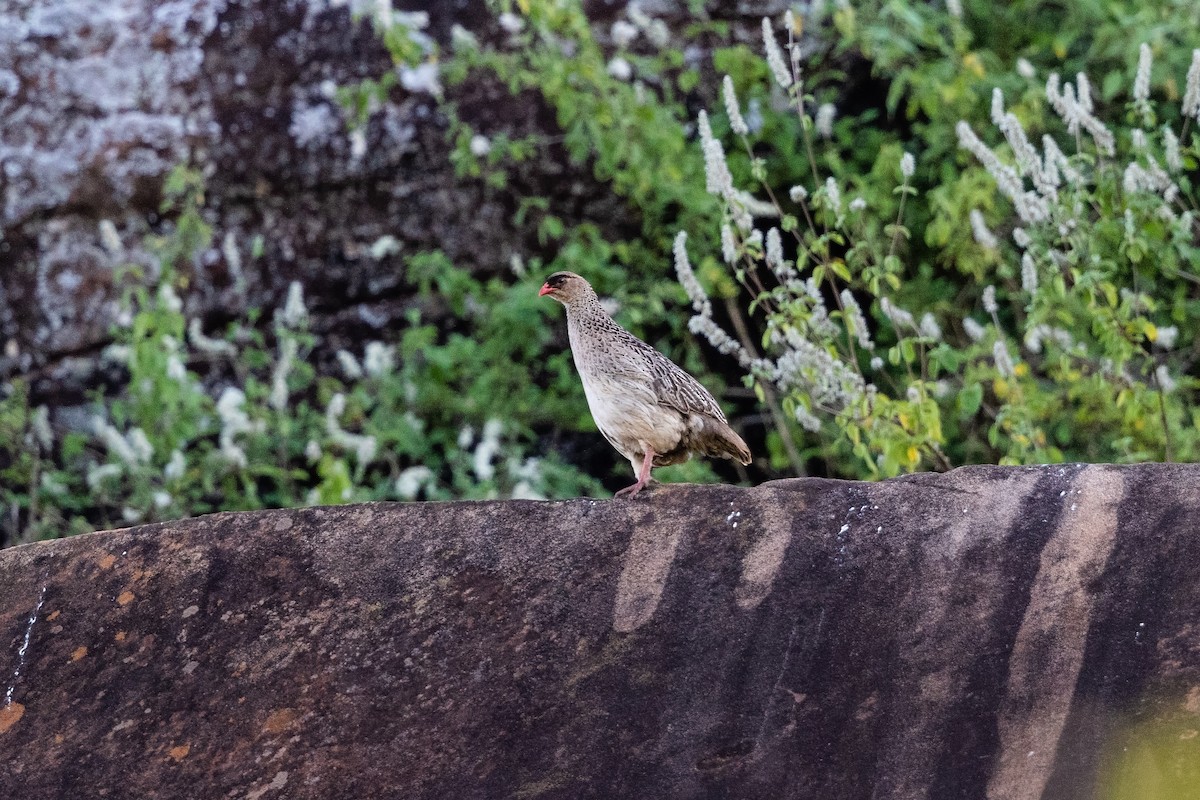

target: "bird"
[539,271,752,497]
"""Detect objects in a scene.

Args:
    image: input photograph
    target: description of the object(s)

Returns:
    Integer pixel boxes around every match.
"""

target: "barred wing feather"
[618,333,727,422]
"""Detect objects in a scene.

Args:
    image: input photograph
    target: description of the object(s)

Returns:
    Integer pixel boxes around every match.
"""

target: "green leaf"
[957,383,983,417]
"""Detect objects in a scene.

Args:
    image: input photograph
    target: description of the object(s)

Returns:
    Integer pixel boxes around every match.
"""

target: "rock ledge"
[2,464,1199,798]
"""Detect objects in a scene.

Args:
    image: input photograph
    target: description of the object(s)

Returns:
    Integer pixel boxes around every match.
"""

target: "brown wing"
[616,329,728,422]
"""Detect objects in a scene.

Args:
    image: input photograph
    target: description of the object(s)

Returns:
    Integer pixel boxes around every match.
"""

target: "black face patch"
[544,272,571,289]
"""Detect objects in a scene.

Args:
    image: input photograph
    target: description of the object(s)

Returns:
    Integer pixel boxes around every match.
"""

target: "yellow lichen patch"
[54,733,64,744]
[117,591,135,606]
[47,610,60,621]
[114,631,127,643]
[0,702,25,734]
[98,554,117,570]
[70,646,88,662]
[168,744,191,761]
[262,708,298,735]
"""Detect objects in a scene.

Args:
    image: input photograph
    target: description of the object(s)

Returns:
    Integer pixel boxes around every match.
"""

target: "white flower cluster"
[364,341,395,377]
[956,120,1048,225]
[222,232,246,296]
[334,340,395,383]
[1133,43,1153,120]
[982,285,999,316]
[626,2,669,48]
[879,297,915,332]
[607,57,632,81]
[336,350,364,379]
[98,220,123,255]
[270,338,298,411]
[1044,73,1114,155]
[762,18,793,89]
[723,76,749,136]
[92,416,153,468]
[696,111,748,231]
[673,232,754,368]
[611,20,638,48]
[1122,151,1178,204]
[509,456,545,500]
[188,318,236,357]
[1024,324,1074,354]
[473,419,504,481]
[963,317,987,342]
[839,289,873,351]
[823,177,842,217]
[990,89,1059,202]
[395,465,435,501]
[28,405,52,453]
[1155,326,1179,350]
[162,335,188,384]
[770,327,866,412]
[158,283,183,314]
[451,24,478,51]
[673,231,710,318]
[815,104,836,139]
[217,387,263,469]
[325,393,377,467]
[1020,253,1038,294]
[919,313,942,341]
[497,12,523,36]
[1185,50,1200,119]
[1163,127,1182,173]
[1155,364,1176,393]
[969,209,998,249]
[793,404,822,433]
[765,227,790,279]
[801,278,839,339]
[720,224,738,265]
[992,340,1015,378]
[165,449,186,481]
[279,281,308,329]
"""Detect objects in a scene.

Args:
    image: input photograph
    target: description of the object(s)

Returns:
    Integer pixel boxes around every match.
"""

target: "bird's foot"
[614,479,648,498]
[616,448,656,498]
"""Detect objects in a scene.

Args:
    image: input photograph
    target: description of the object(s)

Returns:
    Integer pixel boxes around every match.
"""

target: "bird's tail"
[701,418,752,465]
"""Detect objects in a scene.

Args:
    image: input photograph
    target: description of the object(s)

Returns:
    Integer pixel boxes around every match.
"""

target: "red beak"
[538,283,553,297]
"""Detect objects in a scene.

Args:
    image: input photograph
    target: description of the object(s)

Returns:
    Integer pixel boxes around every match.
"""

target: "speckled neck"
[563,285,603,316]
[563,286,631,365]
[564,289,623,337]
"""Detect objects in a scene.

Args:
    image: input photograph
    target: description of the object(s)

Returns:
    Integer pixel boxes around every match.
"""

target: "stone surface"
[0,0,790,400]
[2,463,1199,798]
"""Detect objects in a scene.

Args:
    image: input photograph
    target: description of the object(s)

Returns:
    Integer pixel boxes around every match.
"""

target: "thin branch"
[724,296,806,476]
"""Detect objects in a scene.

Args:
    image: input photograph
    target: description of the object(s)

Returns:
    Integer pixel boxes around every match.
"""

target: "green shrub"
[676,6,1200,476]
[0,165,604,547]
[6,0,1199,546]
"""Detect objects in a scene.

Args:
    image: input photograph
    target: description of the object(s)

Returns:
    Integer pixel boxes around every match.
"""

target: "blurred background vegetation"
[2,0,1199,547]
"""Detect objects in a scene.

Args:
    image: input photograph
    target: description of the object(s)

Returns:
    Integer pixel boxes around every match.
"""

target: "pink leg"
[614,449,655,498]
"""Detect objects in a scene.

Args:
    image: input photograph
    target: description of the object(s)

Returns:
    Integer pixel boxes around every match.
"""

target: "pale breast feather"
[571,309,727,423]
